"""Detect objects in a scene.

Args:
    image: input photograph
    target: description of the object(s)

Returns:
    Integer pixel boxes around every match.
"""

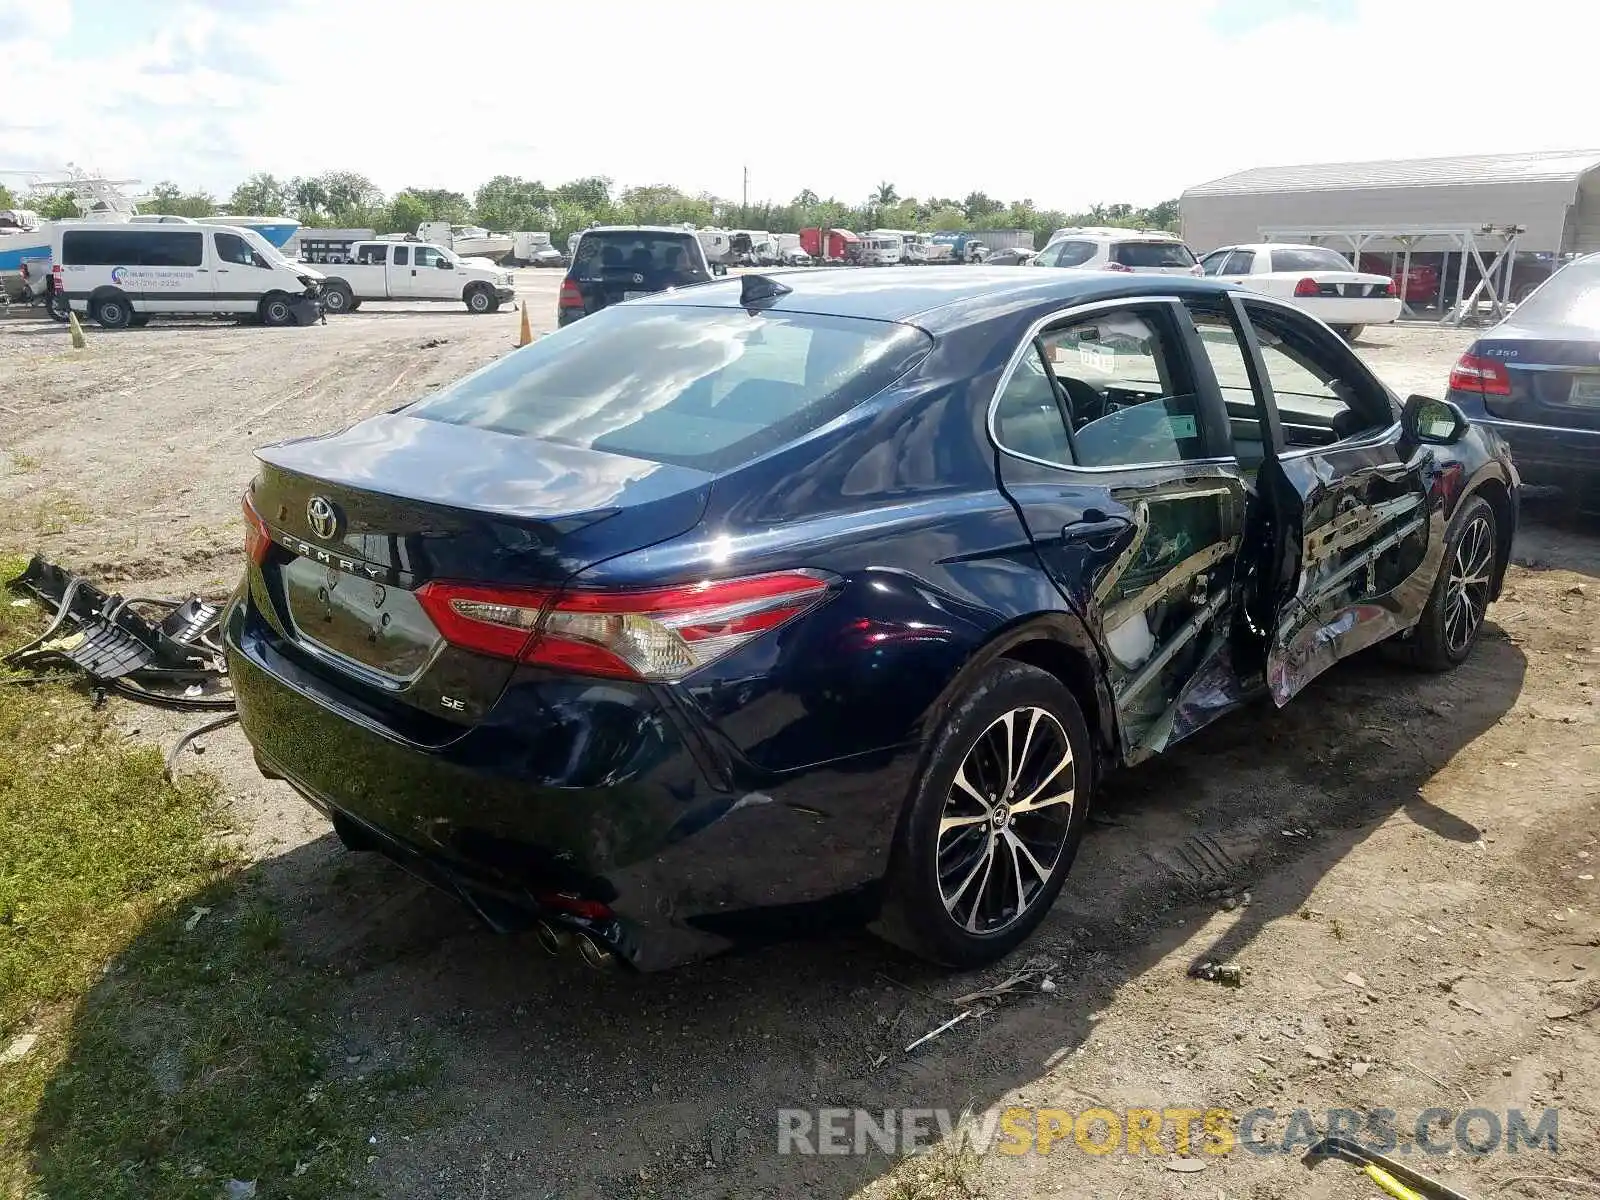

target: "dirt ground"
[2,287,1597,1199]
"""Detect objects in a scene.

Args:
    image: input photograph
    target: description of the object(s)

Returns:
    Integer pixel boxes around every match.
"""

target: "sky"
[3,0,1599,212]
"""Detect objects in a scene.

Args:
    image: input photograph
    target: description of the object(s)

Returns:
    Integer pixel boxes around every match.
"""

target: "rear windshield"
[573,231,702,276]
[1112,240,1196,268]
[1511,256,1600,328]
[1269,247,1352,272]
[408,306,932,472]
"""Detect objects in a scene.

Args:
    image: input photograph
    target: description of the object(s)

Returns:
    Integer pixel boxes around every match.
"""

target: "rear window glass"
[409,306,931,472]
[1112,241,1196,268]
[573,232,704,277]
[1269,247,1352,272]
[1510,257,1600,327]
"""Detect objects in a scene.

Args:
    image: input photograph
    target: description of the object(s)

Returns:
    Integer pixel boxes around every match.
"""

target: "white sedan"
[1199,242,1402,340]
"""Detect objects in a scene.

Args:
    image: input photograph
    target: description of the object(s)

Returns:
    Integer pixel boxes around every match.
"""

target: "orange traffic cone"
[516,301,532,348]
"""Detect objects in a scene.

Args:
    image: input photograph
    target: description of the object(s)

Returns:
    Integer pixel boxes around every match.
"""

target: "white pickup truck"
[310,241,516,314]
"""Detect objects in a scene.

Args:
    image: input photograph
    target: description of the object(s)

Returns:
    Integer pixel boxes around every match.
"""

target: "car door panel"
[1263,439,1431,699]
[991,299,1253,763]
[1229,295,1433,704]
[387,245,415,298]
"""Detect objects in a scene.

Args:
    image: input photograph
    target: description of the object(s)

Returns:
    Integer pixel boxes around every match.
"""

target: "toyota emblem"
[306,495,341,540]
[632,272,644,284]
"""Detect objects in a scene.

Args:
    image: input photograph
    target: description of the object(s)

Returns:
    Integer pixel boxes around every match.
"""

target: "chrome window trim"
[1474,414,1600,435]
[986,294,1239,474]
[1505,361,1600,374]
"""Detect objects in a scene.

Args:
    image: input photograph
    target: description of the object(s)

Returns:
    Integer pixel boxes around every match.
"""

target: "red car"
[1359,255,1440,305]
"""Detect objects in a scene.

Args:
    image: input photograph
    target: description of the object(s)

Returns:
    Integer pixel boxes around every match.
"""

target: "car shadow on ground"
[24,621,1532,1199]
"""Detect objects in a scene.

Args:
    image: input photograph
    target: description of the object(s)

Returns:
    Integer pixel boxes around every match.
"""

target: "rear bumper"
[1295,296,1403,326]
[1450,397,1600,487]
[223,595,900,969]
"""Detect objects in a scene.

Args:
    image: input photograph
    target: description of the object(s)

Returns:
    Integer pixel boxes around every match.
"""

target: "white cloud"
[5,0,1600,210]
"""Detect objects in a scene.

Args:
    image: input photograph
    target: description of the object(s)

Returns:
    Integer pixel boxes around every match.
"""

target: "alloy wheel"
[936,706,1076,935]
[1444,514,1493,655]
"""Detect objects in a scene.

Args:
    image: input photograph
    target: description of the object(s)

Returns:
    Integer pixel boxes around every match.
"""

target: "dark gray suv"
[557,226,724,326]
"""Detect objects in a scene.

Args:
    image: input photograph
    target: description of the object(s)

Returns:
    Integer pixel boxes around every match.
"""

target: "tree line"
[1,172,1180,250]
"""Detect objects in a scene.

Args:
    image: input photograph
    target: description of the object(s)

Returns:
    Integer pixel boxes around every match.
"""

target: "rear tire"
[91,292,132,330]
[260,292,295,327]
[1335,324,1365,342]
[45,291,69,323]
[1399,495,1496,671]
[873,660,1092,968]
[320,282,354,315]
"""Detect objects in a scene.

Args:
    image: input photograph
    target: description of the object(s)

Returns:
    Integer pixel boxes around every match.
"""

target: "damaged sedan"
[225,268,1518,970]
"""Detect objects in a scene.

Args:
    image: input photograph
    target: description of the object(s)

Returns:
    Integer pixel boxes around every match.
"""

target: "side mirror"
[712,263,728,277]
[1402,393,1469,446]
[438,259,454,269]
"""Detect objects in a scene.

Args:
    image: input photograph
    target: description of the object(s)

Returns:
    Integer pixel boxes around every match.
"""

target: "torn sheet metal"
[4,554,233,709]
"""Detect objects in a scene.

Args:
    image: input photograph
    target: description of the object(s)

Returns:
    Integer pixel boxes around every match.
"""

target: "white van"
[52,222,326,328]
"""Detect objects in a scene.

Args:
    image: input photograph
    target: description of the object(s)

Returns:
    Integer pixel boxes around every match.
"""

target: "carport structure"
[1181,150,1600,324]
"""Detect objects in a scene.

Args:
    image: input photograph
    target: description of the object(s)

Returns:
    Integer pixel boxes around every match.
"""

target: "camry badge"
[306,495,341,540]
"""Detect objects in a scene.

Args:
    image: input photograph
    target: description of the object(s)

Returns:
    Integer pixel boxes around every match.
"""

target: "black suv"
[557,226,724,326]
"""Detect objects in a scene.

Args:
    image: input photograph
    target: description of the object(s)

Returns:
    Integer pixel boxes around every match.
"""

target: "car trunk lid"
[250,413,711,721]
[1473,334,1600,431]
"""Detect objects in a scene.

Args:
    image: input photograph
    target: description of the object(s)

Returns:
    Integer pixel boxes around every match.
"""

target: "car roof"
[579,225,701,236]
[631,266,1232,332]
[1051,228,1184,243]
[1224,243,1340,254]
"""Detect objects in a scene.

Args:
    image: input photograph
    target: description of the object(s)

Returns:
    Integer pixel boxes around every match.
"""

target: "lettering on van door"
[109,266,199,289]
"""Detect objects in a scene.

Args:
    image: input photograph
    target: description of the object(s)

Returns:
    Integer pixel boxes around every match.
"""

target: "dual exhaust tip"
[534,918,616,970]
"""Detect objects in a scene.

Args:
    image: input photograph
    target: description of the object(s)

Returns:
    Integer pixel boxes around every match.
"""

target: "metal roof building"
[1180,149,1600,254]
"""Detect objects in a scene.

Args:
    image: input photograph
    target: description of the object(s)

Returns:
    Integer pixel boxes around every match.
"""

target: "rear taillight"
[558,280,583,309]
[1382,279,1397,297]
[1293,277,1320,297]
[1102,261,1133,273]
[1448,353,1512,396]
[416,570,835,681]
[243,490,272,565]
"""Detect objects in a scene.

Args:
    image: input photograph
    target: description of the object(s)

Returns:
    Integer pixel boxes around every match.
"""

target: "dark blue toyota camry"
[227,267,1519,971]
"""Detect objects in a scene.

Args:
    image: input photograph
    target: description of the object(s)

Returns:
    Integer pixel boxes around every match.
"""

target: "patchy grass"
[0,554,430,1198]
[11,492,93,538]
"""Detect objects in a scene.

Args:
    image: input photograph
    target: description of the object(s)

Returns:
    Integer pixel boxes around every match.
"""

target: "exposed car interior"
[994,308,1208,468]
